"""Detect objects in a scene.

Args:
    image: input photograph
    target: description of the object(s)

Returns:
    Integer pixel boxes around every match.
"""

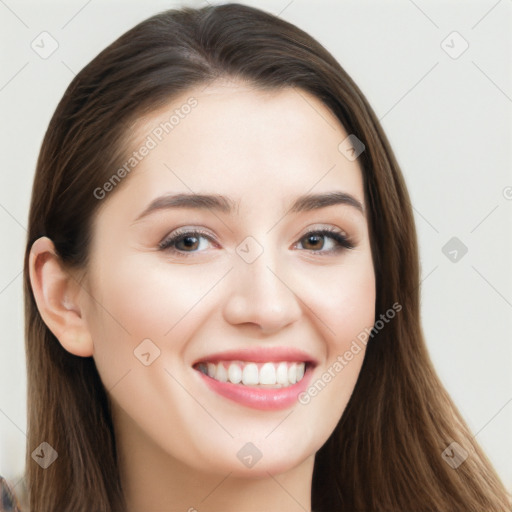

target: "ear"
[29,236,94,357]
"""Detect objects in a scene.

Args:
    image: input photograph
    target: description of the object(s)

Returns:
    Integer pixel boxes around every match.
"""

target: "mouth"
[192,348,317,410]
[194,360,309,388]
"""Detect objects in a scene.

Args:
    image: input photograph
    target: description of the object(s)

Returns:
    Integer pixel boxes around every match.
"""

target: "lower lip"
[195,365,314,411]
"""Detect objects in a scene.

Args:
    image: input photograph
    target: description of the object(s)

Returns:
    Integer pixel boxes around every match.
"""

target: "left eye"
[159,228,353,257]
[295,229,353,253]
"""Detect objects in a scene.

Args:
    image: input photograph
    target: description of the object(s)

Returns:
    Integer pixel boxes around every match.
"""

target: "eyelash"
[158,227,354,258]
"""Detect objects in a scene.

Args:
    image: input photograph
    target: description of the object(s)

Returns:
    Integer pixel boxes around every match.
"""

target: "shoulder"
[0,476,23,512]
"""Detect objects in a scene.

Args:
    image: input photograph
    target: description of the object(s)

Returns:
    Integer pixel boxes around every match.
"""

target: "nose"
[222,247,302,335]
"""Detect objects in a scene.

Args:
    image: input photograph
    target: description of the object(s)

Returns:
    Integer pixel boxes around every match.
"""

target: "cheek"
[323,259,375,393]
[86,252,229,386]
[299,254,376,355]
[293,255,375,436]
[89,253,213,337]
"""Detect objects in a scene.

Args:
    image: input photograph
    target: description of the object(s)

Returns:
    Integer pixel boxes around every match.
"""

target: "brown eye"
[159,229,215,256]
[296,229,353,254]
[301,234,325,250]
[175,235,200,251]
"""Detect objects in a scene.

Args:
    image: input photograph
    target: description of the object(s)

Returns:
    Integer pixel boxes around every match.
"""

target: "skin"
[30,81,376,512]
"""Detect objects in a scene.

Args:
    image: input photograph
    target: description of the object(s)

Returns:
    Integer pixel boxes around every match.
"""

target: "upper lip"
[193,347,319,366]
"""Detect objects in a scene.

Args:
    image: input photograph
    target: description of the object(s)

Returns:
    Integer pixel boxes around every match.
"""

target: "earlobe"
[29,236,94,358]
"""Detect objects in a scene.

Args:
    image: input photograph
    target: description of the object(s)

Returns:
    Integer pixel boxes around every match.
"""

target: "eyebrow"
[133,191,364,222]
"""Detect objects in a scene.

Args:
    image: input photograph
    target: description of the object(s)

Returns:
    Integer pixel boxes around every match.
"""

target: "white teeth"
[242,363,259,385]
[259,362,277,385]
[228,363,242,384]
[296,363,305,381]
[288,364,297,384]
[276,362,288,385]
[201,361,307,387]
[216,363,228,382]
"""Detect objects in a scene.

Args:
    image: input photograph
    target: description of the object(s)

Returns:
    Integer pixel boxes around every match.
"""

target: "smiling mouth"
[194,361,308,388]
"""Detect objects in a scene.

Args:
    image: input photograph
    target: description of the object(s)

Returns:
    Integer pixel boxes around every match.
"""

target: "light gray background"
[1,0,511,492]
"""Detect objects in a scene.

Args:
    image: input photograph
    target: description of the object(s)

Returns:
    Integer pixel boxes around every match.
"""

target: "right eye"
[159,229,217,257]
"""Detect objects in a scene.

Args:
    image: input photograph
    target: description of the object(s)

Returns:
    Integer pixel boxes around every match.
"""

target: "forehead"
[104,81,365,220]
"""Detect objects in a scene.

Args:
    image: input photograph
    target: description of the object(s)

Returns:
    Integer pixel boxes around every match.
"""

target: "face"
[82,81,376,477]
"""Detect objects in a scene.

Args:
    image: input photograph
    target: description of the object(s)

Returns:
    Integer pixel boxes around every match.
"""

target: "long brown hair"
[23,4,511,511]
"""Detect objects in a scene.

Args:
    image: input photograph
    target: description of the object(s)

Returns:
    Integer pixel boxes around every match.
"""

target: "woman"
[11,3,511,511]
